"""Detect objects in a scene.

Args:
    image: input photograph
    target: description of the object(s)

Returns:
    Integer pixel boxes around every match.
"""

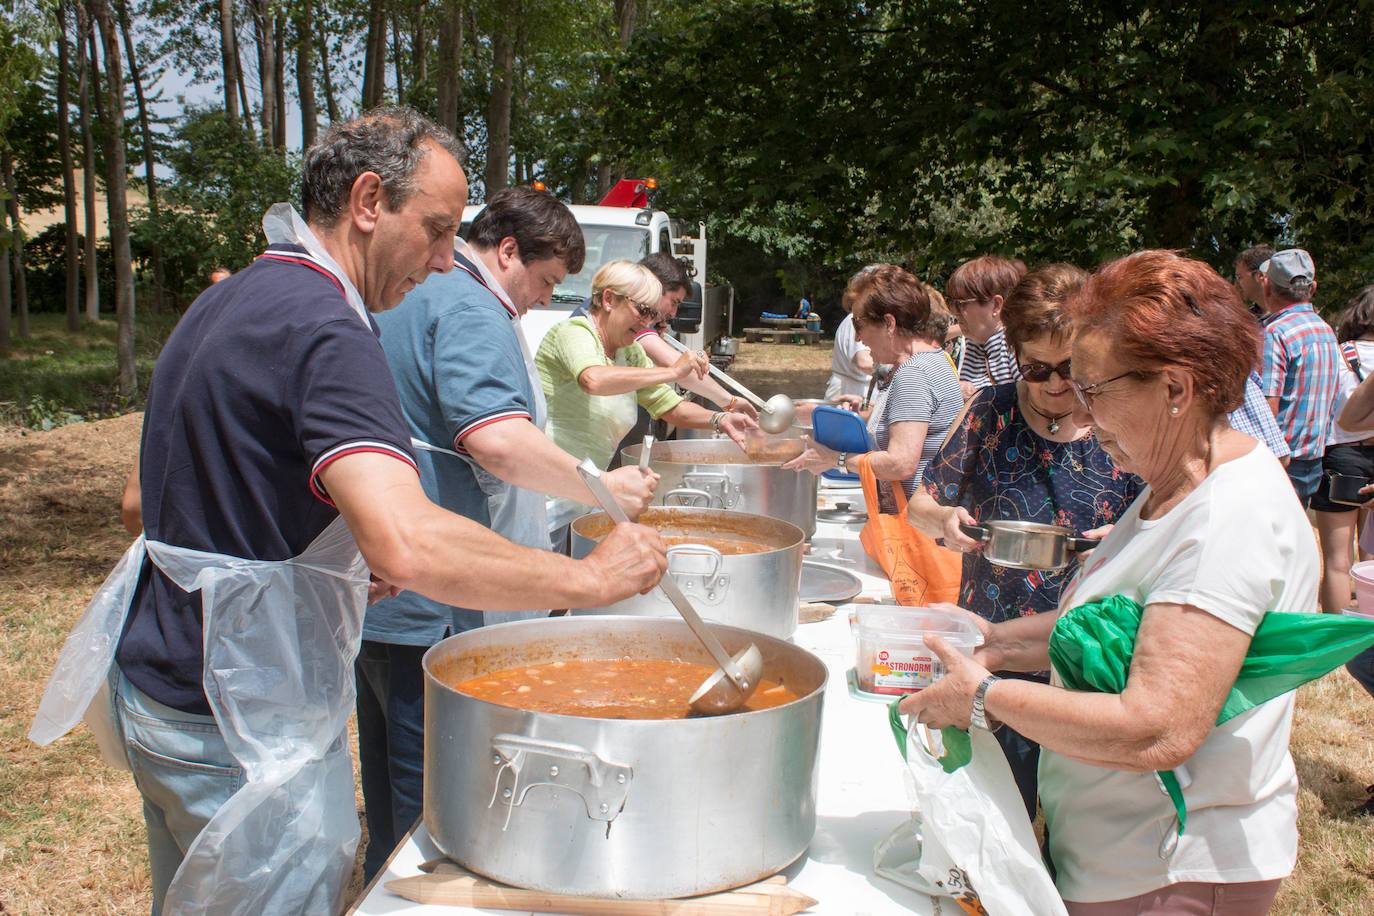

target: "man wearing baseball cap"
[1258,248,1343,504]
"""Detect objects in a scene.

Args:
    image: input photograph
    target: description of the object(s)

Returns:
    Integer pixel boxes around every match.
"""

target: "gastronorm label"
[870,648,945,694]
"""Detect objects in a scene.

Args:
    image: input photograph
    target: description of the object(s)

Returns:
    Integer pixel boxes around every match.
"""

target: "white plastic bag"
[875,723,1066,916]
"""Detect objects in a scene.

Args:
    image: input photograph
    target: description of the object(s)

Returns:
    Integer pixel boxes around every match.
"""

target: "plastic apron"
[544,316,640,532]
[408,242,550,625]
[32,205,379,914]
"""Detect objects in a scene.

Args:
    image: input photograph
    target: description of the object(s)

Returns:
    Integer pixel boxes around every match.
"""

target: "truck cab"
[459,181,732,355]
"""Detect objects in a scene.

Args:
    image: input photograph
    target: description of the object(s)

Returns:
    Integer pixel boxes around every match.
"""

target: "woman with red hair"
[902,251,1316,913]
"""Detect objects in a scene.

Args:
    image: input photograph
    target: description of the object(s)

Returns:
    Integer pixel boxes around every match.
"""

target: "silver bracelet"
[710,411,725,432]
[836,452,848,474]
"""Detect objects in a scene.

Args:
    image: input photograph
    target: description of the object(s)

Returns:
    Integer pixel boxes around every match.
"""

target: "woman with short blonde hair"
[537,260,755,538]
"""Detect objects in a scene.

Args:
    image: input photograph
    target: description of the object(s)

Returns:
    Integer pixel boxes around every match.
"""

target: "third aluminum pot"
[960,520,1099,570]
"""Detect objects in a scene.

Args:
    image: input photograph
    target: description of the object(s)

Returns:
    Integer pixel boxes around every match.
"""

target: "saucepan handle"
[1067,536,1100,554]
[958,523,990,542]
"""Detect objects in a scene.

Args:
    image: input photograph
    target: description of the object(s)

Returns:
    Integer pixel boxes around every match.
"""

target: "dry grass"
[3,342,1373,914]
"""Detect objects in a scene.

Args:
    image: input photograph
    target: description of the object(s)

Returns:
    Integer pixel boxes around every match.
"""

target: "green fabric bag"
[1048,595,1374,835]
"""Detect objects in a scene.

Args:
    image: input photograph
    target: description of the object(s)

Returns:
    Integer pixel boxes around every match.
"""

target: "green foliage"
[130,107,299,306]
[613,0,1374,317]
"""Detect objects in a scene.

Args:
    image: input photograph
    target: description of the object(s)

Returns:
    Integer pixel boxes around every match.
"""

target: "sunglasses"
[1070,371,1148,411]
[621,293,660,322]
[1018,358,1072,383]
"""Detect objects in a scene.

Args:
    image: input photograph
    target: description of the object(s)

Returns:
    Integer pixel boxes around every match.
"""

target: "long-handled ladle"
[661,335,796,434]
[576,459,763,715]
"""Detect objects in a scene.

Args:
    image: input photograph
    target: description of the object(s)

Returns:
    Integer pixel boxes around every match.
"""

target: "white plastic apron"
[33,207,378,913]
[412,243,550,624]
[31,516,370,915]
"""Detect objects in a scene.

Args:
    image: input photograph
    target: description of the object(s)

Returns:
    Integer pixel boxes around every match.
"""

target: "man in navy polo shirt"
[358,186,661,876]
[61,108,666,914]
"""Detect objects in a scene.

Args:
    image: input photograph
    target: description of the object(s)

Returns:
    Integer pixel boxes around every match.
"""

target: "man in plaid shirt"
[1259,248,1342,505]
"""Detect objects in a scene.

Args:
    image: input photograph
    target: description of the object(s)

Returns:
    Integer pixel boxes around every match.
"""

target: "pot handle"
[958,523,990,542]
[664,544,729,606]
[1067,536,1100,554]
[664,487,715,508]
[488,734,633,827]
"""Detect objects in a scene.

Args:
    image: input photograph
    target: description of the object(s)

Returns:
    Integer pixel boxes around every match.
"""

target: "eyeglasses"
[948,297,982,310]
[1018,358,1072,383]
[1070,371,1146,411]
[621,293,660,322]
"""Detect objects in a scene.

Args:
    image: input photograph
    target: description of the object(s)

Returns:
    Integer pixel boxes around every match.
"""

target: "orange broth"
[453,658,801,719]
[661,536,768,555]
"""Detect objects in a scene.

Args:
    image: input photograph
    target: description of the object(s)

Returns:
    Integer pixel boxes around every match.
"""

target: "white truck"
[460,179,734,356]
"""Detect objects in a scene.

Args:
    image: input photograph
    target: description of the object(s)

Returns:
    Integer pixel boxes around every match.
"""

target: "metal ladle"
[661,335,796,434]
[576,459,763,716]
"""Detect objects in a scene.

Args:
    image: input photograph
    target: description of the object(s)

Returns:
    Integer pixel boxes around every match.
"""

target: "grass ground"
[1,333,1372,913]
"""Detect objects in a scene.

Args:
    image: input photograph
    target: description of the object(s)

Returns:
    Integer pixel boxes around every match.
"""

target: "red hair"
[1066,251,1260,415]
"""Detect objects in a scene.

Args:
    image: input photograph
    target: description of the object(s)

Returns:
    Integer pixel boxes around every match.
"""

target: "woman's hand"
[941,506,982,551]
[781,435,840,474]
[725,397,760,421]
[717,412,758,449]
[896,634,992,728]
[670,348,710,383]
[833,394,864,411]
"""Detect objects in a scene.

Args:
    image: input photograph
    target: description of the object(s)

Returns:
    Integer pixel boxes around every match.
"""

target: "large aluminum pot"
[623,438,818,537]
[423,616,827,898]
[569,506,804,638]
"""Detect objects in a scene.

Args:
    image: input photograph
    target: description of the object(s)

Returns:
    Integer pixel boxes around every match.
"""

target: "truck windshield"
[552,226,650,304]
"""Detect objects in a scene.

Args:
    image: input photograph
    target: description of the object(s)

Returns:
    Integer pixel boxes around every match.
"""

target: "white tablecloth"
[351,481,939,915]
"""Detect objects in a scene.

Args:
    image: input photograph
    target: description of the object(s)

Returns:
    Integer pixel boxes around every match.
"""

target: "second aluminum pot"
[960,520,1099,570]
[422,616,827,898]
[623,438,817,537]
[570,506,804,638]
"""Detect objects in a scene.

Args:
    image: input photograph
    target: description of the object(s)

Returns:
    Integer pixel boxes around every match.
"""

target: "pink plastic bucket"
[1351,561,1374,617]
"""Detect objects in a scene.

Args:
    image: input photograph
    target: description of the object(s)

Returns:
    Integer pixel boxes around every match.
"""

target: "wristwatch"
[970,675,1000,731]
[836,452,848,474]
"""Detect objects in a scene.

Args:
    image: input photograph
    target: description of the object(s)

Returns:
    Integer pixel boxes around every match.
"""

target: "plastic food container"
[848,604,981,696]
[1351,561,1374,617]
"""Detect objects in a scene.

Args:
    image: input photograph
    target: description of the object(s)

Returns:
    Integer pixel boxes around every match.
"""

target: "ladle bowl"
[759,394,797,433]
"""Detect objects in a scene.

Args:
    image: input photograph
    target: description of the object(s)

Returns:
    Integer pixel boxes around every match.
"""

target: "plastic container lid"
[850,604,982,646]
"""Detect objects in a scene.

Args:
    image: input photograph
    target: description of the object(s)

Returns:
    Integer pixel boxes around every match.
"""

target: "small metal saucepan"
[959,520,1099,570]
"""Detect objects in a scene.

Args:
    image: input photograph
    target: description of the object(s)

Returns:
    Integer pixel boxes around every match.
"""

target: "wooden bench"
[743,327,823,344]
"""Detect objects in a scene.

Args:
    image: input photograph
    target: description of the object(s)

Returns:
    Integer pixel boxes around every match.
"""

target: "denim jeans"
[355,640,429,881]
[111,666,244,916]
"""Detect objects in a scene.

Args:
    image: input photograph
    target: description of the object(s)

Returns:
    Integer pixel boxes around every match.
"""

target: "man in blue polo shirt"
[359,186,660,877]
[1259,248,1342,505]
[32,108,666,915]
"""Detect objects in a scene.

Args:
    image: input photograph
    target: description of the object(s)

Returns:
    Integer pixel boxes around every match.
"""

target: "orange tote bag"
[855,453,962,606]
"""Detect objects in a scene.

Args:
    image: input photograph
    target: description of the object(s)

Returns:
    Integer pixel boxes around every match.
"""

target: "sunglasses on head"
[1018,358,1072,383]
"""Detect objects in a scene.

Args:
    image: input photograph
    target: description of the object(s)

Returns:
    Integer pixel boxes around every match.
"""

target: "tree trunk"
[485,0,515,195]
[295,0,317,147]
[273,10,286,148]
[2,150,28,338]
[250,0,277,144]
[58,1,81,332]
[90,0,137,397]
[219,0,240,122]
[233,15,253,132]
[435,0,461,132]
[570,163,588,204]
[362,2,387,109]
[613,0,636,49]
[391,12,405,104]
[77,4,99,321]
[117,0,165,311]
[0,220,10,350]
[413,1,427,99]
[317,32,340,123]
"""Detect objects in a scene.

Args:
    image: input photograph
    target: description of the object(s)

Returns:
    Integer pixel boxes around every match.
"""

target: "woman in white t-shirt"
[901,251,1316,913]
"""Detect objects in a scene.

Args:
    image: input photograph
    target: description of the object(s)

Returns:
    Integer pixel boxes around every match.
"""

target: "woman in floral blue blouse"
[907,262,1142,816]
